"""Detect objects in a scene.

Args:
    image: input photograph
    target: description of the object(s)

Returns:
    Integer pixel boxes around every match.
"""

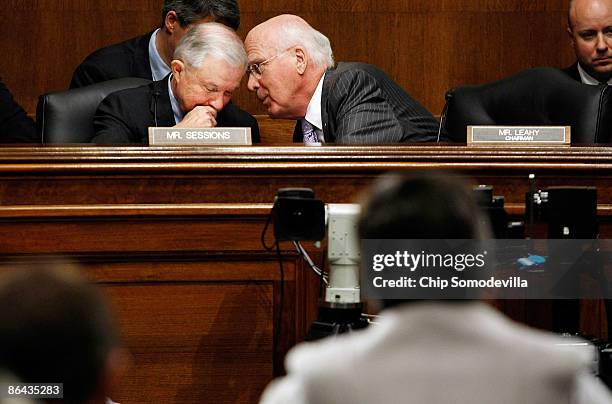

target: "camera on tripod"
[271,188,368,339]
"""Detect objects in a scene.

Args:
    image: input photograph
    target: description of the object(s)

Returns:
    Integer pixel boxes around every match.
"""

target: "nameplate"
[148,127,252,146]
[467,126,570,146]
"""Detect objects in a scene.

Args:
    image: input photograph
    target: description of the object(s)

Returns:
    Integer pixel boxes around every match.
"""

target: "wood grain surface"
[1,0,575,122]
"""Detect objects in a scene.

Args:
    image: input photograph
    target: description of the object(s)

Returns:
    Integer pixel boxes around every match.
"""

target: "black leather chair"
[36,77,151,143]
[444,67,612,144]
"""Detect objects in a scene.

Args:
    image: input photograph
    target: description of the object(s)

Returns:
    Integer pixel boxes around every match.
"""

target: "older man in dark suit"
[245,14,441,144]
[92,22,259,144]
[564,0,612,85]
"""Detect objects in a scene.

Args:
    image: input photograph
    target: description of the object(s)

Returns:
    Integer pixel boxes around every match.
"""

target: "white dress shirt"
[577,63,612,85]
[148,28,172,81]
[304,73,326,143]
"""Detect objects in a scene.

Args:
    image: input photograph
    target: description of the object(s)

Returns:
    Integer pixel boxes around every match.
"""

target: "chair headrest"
[444,67,612,144]
[37,77,151,143]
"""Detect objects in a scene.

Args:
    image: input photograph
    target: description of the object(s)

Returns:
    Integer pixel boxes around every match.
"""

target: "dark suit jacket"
[0,77,38,143]
[70,32,154,89]
[293,62,442,144]
[561,62,581,82]
[92,77,260,144]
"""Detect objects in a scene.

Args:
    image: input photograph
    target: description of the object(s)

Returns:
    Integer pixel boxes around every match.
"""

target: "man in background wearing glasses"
[245,14,443,145]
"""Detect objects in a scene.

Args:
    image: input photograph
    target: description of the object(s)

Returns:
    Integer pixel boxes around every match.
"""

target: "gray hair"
[276,21,335,69]
[173,22,248,70]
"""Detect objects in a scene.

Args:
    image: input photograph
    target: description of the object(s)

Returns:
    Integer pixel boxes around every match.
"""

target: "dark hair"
[359,171,490,240]
[0,262,119,402]
[162,0,240,30]
[359,172,491,306]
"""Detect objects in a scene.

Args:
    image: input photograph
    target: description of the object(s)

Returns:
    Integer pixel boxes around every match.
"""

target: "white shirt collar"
[149,28,172,81]
[168,74,183,124]
[577,63,612,85]
[305,72,326,131]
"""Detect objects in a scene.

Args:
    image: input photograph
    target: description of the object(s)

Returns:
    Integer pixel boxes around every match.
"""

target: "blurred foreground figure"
[0,262,123,404]
[260,172,612,404]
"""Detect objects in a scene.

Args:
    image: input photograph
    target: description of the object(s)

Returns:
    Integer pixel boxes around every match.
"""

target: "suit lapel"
[149,76,175,127]
[321,66,338,142]
[133,31,154,80]
[292,121,302,142]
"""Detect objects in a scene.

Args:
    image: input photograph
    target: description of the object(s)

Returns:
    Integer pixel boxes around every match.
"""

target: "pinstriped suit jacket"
[293,62,443,144]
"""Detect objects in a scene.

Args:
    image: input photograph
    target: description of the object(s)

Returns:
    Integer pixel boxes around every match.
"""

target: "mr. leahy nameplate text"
[468,126,570,146]
[148,127,252,146]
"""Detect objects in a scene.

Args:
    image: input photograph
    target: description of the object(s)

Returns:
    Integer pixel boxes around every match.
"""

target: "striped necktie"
[301,119,319,144]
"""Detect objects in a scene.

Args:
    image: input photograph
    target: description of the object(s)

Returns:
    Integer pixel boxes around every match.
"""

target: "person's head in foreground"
[359,171,492,304]
[258,171,612,404]
[0,261,122,404]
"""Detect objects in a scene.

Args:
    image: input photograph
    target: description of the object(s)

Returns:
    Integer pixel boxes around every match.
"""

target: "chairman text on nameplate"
[467,126,570,146]
[148,127,252,146]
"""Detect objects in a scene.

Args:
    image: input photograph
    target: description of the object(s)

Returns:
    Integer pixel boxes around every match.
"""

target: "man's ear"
[171,60,185,79]
[567,26,575,45]
[295,47,308,75]
[164,10,180,34]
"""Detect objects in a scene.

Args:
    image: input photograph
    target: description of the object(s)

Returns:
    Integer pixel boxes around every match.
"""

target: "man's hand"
[174,106,218,128]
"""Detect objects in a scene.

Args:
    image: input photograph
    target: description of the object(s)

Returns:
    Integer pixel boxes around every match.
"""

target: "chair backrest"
[36,77,151,143]
[444,67,612,144]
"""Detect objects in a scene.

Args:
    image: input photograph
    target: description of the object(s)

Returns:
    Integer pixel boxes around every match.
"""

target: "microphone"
[151,90,161,127]
[437,91,453,143]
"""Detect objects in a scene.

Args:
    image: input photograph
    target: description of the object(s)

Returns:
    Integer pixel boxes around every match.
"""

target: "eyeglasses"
[247,47,294,79]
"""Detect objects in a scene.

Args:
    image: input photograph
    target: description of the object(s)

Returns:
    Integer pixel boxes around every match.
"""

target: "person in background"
[564,0,612,84]
[0,77,38,143]
[70,0,240,88]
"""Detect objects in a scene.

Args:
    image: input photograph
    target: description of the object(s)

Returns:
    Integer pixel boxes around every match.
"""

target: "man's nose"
[208,94,225,112]
[596,33,609,52]
[247,74,259,92]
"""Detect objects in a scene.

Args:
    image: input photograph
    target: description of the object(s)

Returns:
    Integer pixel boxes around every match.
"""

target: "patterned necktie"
[301,119,319,144]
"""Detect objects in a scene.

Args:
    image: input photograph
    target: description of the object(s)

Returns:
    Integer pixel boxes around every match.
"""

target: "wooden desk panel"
[0,145,610,403]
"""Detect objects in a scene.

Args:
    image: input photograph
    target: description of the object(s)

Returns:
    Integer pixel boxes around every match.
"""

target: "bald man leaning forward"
[564,0,612,84]
[245,15,443,144]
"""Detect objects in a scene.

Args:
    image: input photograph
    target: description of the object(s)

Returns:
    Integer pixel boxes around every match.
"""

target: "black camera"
[272,188,326,241]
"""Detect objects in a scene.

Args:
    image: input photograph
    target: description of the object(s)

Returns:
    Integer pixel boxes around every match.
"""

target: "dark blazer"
[0,77,38,143]
[70,32,154,89]
[92,77,260,144]
[293,62,442,144]
[561,62,581,82]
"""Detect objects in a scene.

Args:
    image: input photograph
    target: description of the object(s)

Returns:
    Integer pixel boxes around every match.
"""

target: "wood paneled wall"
[2,1,575,120]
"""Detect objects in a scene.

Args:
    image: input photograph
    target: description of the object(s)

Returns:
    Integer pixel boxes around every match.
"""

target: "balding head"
[247,15,334,69]
[567,0,612,82]
[245,14,334,119]
[569,0,612,28]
